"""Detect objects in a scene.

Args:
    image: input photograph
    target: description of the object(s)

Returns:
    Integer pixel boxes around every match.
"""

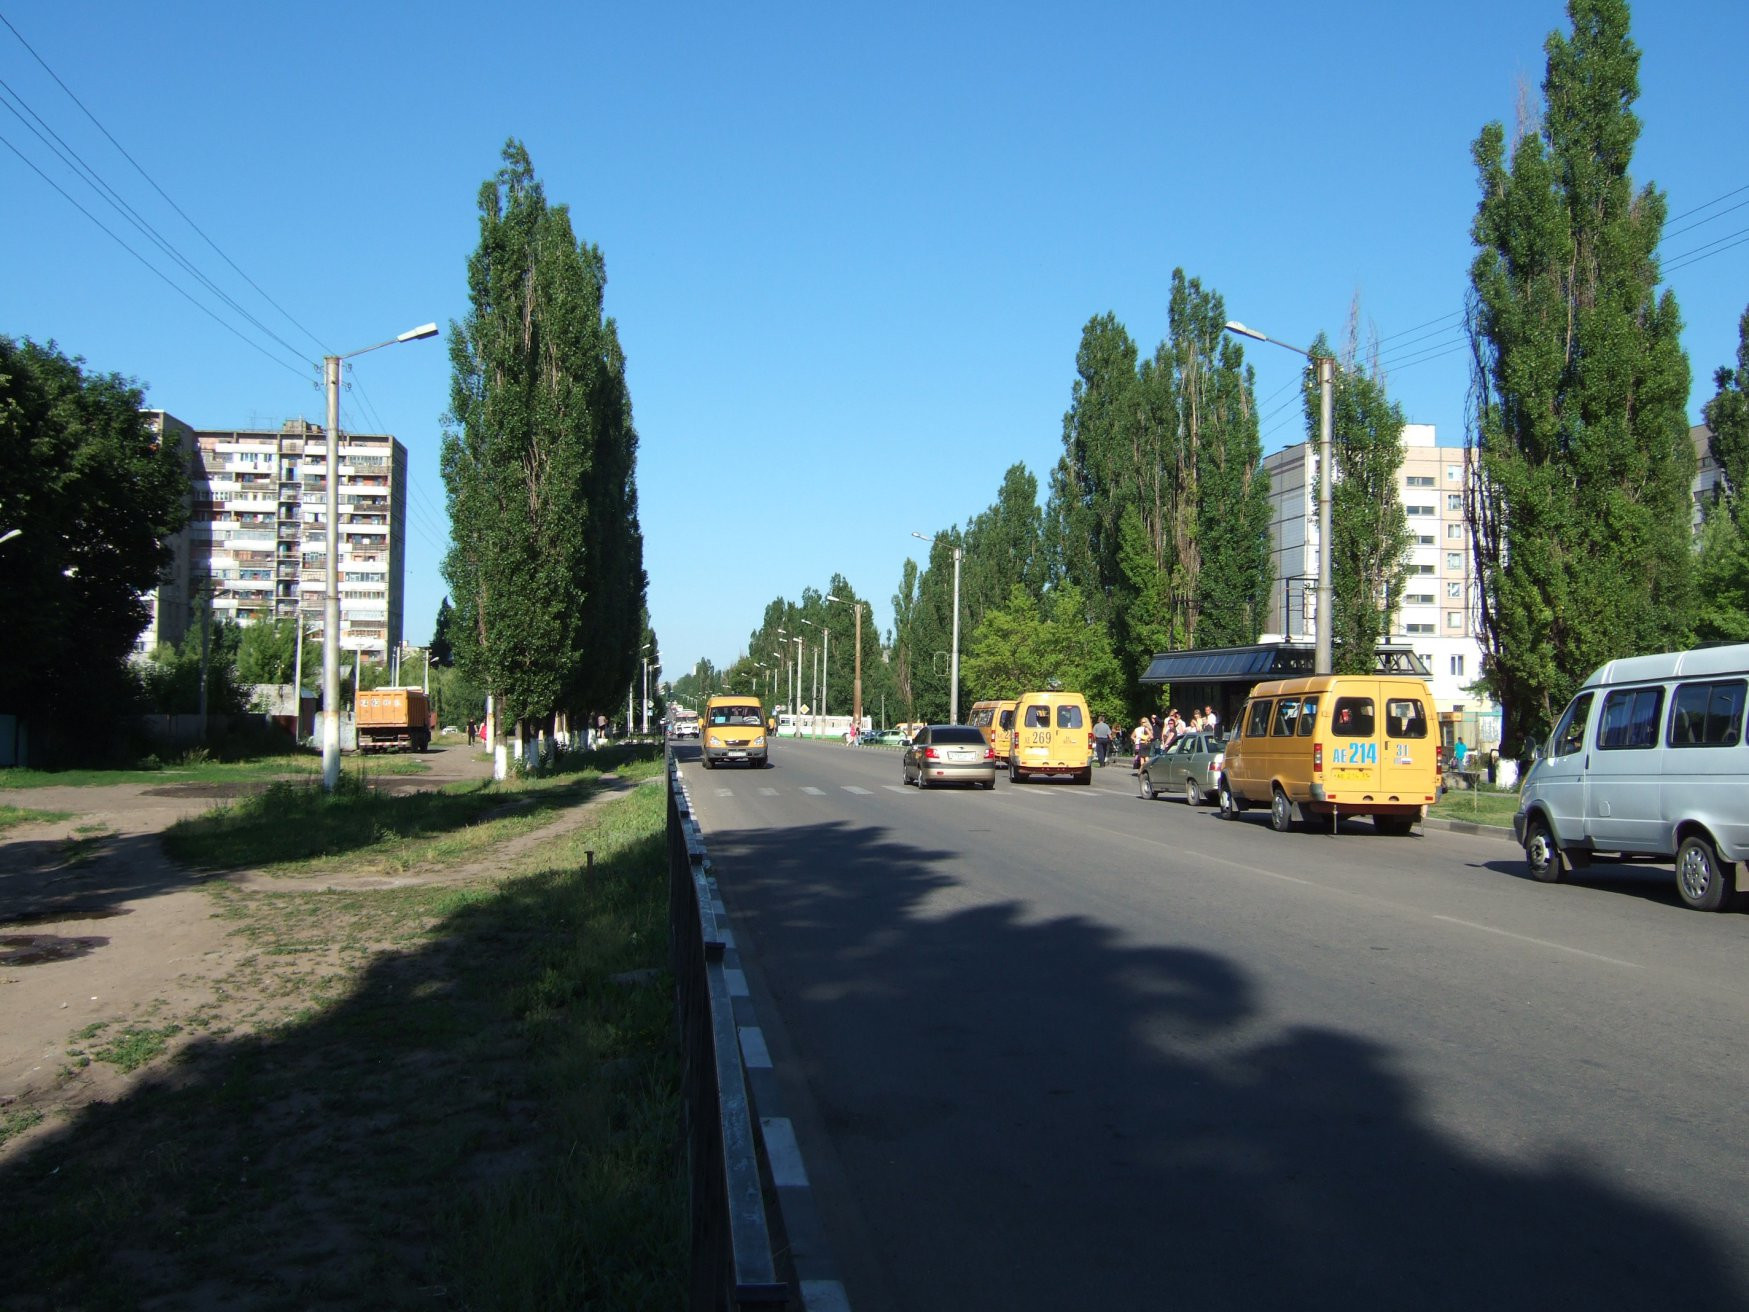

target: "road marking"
[758,787,779,796]
[738,1025,771,1069]
[1431,915,1642,968]
[800,786,825,796]
[884,785,909,793]
[714,788,734,797]
[760,1117,810,1187]
[842,785,872,795]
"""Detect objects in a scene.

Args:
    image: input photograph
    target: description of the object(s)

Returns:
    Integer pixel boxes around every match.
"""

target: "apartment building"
[142,416,407,663]
[1260,423,1494,729]
[136,410,200,654]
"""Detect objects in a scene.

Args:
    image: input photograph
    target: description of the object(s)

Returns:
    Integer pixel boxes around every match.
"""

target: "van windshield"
[709,706,762,726]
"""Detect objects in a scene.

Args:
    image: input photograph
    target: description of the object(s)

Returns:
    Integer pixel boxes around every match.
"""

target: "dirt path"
[0,746,629,1120]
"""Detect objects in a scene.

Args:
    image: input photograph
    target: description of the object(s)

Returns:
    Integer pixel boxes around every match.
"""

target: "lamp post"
[911,532,963,722]
[802,618,829,722]
[1224,321,1334,676]
[321,322,438,791]
[826,594,863,731]
[792,636,804,732]
[640,641,653,735]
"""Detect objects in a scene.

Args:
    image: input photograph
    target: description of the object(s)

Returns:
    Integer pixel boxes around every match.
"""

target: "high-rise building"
[140,416,407,664]
[135,410,200,656]
[1260,423,1494,725]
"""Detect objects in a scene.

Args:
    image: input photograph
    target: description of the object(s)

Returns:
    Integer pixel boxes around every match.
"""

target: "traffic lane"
[688,751,1749,1310]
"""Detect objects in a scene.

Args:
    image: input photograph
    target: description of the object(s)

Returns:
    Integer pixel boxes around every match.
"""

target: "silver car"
[902,724,997,789]
[1139,732,1229,805]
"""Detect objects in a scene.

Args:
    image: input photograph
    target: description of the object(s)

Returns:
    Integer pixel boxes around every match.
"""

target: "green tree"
[1303,324,1413,674]
[442,140,645,765]
[961,584,1124,714]
[1467,0,1694,757]
[1695,306,1749,642]
[962,464,1046,634]
[0,337,190,758]
[236,618,299,685]
[429,596,456,667]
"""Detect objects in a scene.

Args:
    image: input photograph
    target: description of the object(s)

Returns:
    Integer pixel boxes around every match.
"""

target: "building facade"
[136,410,200,655]
[141,416,407,664]
[1260,423,1496,740]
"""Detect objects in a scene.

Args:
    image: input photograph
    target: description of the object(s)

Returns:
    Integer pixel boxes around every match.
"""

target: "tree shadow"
[706,818,1749,1310]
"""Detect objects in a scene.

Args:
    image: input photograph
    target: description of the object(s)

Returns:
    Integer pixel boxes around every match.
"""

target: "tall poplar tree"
[1467,0,1693,757]
[442,140,645,762]
[1695,307,1749,642]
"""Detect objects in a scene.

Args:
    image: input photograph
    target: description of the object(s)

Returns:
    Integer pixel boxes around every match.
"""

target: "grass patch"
[1429,782,1520,829]
[162,744,664,876]
[1,1106,45,1149]
[0,803,74,833]
[0,776,683,1308]
[0,751,430,791]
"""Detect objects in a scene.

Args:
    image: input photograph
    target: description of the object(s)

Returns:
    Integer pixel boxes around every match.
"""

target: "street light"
[801,617,828,722]
[1224,320,1334,675]
[911,531,963,722]
[792,635,804,732]
[826,593,864,732]
[322,321,438,792]
[641,642,654,735]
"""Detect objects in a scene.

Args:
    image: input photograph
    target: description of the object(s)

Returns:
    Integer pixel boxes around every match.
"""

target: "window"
[1668,680,1746,748]
[1414,564,1435,576]
[1333,697,1375,737]
[1406,622,1434,635]
[1271,698,1302,736]
[1448,494,1463,511]
[1296,696,1320,736]
[1447,581,1463,599]
[1385,698,1429,738]
[1446,611,1464,629]
[710,704,763,727]
[1245,699,1273,737]
[1418,534,1436,546]
[1406,592,1434,606]
[1406,475,1434,487]
[1407,504,1435,517]
[1026,705,1049,728]
[1552,692,1593,756]
[1056,704,1084,729]
[1598,687,1663,750]
[1446,553,1464,571]
[1451,654,1466,677]
[1447,464,1461,481]
[1447,523,1465,540]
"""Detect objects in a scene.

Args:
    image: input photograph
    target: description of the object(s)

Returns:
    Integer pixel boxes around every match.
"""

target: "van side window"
[1296,696,1320,735]
[1599,687,1663,750]
[1245,700,1273,737]
[1385,698,1428,738]
[1551,692,1592,757]
[1332,697,1374,737]
[1668,680,1745,748]
[1057,704,1084,729]
[1271,698,1300,736]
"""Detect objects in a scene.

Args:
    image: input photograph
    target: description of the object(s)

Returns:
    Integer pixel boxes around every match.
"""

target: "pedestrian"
[1453,737,1469,775]
[1132,717,1152,771]
[1205,705,1219,735]
[1093,714,1112,766]
[466,718,476,745]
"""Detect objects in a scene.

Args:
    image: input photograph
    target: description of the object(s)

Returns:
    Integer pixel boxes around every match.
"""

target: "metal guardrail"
[668,758,790,1310]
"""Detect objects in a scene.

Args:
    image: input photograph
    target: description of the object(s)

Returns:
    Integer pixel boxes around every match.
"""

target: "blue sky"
[4,2,1744,684]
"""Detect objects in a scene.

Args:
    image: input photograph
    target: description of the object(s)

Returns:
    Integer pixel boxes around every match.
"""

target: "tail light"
[925,747,939,760]
[1087,732,1095,751]
[1313,742,1323,772]
[1209,754,1224,776]
[984,746,995,761]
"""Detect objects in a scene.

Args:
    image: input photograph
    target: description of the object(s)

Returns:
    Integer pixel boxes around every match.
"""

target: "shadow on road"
[704,817,1749,1311]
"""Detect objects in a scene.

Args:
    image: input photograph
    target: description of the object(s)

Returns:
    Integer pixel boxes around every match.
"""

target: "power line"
[0,129,313,381]
[0,8,332,358]
[1666,182,1749,226]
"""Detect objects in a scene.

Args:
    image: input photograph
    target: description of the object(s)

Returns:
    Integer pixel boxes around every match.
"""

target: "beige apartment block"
[140,416,406,664]
[1260,424,1496,737]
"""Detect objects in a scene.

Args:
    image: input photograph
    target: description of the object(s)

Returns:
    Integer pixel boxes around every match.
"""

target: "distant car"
[671,719,700,739]
[862,728,905,747]
[1139,732,1230,806]
[902,724,997,789]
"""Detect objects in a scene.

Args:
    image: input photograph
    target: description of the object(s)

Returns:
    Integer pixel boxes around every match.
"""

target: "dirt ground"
[0,745,543,1133]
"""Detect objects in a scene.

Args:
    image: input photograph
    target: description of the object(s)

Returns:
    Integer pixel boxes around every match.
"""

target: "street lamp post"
[640,641,653,735]
[911,532,963,722]
[802,618,829,722]
[322,322,438,791]
[826,594,864,731]
[792,636,804,733]
[1224,321,1334,676]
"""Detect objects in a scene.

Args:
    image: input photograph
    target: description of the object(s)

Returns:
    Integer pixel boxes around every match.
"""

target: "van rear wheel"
[1269,787,1294,833]
[1524,816,1565,883]
[1676,834,1736,911]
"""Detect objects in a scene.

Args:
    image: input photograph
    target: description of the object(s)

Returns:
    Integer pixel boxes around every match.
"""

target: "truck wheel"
[1523,816,1565,883]
[1218,778,1243,821]
[1676,834,1737,912]
[1269,787,1294,833]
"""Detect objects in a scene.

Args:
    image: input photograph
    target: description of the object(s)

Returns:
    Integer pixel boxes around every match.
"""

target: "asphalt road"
[680,736,1749,1311]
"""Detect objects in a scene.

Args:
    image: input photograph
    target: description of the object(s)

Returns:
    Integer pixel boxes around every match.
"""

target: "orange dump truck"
[356,687,432,752]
